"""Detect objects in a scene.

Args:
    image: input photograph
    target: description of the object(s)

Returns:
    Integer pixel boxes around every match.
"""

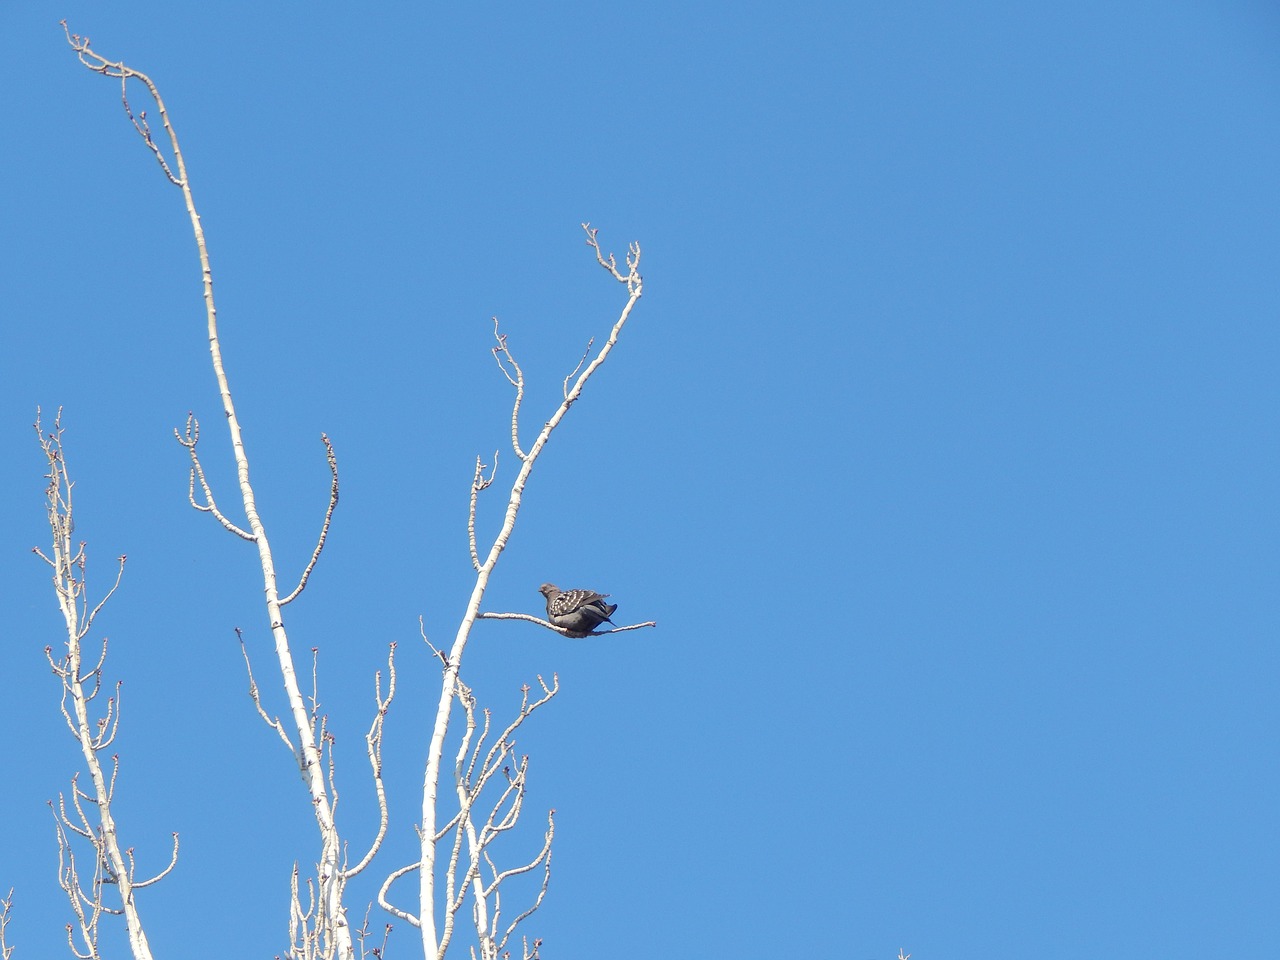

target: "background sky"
[1,2,1278,958]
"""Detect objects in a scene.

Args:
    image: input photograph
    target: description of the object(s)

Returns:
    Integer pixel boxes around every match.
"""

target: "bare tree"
[33,410,179,960]
[24,21,656,960]
[59,23,377,960]
[1,889,15,960]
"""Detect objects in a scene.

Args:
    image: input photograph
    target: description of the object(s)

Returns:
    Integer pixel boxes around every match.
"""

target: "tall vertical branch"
[416,224,642,957]
[0,889,13,960]
[62,26,355,959]
[33,410,177,960]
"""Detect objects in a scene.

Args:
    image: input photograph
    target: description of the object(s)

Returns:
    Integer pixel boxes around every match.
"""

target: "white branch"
[61,27,359,956]
[34,408,165,960]
[345,644,397,879]
[281,434,340,606]
[420,227,643,957]
[477,610,657,638]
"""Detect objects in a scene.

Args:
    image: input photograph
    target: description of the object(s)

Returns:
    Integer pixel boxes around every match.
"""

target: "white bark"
[35,412,178,960]
[417,226,643,958]
[62,26,358,959]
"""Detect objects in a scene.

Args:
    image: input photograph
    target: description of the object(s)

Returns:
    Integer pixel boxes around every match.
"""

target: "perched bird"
[539,583,618,636]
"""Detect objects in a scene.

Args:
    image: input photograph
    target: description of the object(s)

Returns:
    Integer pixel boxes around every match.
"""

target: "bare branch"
[484,813,552,895]
[477,610,657,638]
[309,648,323,735]
[0,889,13,960]
[79,556,126,641]
[61,23,182,186]
[51,805,101,960]
[421,615,449,669]
[563,338,593,400]
[281,433,341,606]
[353,907,393,960]
[493,813,554,957]
[81,634,111,686]
[236,628,296,753]
[468,452,499,572]
[431,678,560,960]
[346,643,397,879]
[132,834,180,889]
[66,24,358,954]
[35,410,165,960]
[419,227,644,956]
[490,318,527,460]
[582,222,642,294]
[56,791,93,840]
[378,862,421,927]
[175,415,255,541]
[95,684,123,750]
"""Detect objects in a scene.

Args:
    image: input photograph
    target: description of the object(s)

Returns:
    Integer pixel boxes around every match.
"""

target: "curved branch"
[132,835,180,889]
[377,862,421,927]
[80,556,126,641]
[175,416,255,541]
[491,318,527,460]
[281,434,340,606]
[344,643,396,879]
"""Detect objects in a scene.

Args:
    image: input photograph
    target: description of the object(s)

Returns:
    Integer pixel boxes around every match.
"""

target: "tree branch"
[281,434,340,606]
[344,644,397,879]
[477,610,657,638]
[62,27,357,957]
[35,409,165,960]
[419,227,643,957]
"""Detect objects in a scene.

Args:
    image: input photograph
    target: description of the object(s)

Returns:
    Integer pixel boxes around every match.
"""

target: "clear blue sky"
[2,3,1278,958]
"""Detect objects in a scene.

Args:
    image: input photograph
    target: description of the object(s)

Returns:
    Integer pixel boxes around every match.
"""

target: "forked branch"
[420,226,644,957]
[175,414,254,541]
[1,889,14,960]
[63,27,357,957]
[436,678,558,960]
[35,410,165,960]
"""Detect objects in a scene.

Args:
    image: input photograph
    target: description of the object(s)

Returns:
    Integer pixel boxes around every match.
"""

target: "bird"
[538,583,618,636]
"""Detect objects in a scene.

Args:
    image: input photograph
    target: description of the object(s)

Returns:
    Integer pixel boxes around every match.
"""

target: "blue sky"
[2,2,1278,957]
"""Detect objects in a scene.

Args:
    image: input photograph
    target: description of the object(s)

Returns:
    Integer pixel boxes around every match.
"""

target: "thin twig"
[477,610,657,638]
[490,318,527,460]
[345,643,396,879]
[175,415,255,541]
[563,339,593,400]
[235,628,295,752]
[281,433,340,605]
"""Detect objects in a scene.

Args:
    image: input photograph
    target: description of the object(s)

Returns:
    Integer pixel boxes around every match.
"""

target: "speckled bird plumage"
[539,582,617,636]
